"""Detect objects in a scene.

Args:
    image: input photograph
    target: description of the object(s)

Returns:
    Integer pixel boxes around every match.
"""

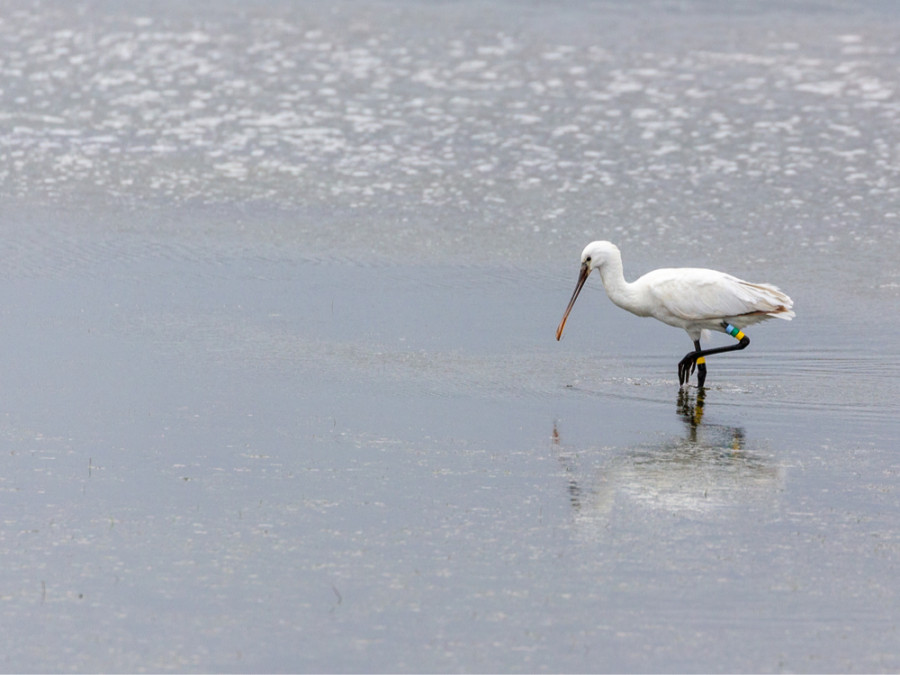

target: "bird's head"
[580,240,619,271]
[556,241,619,341]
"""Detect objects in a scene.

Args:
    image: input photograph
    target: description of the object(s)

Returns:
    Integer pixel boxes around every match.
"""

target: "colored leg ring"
[724,324,746,340]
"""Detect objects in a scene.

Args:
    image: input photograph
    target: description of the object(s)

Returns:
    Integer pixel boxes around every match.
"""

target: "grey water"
[2,0,900,672]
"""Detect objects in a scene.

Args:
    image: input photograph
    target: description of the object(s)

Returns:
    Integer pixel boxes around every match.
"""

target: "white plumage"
[556,241,794,386]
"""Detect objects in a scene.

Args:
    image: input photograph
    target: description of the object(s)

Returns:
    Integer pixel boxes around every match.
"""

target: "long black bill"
[556,263,590,341]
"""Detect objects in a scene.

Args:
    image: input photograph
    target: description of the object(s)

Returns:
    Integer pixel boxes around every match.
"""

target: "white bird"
[556,241,795,387]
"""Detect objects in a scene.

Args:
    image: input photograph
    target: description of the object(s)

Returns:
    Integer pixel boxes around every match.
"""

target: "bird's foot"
[677,353,697,387]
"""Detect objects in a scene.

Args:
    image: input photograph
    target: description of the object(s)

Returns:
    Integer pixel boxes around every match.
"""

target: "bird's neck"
[597,256,642,314]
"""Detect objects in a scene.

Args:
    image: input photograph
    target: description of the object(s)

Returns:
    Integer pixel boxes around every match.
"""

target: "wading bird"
[556,241,794,387]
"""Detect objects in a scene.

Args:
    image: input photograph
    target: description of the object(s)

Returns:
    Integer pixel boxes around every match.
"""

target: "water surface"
[1,0,899,672]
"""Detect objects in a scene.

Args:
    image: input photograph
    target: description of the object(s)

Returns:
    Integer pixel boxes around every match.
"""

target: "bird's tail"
[743,281,795,320]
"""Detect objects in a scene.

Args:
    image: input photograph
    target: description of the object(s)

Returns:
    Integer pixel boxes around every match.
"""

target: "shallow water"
[2,0,900,672]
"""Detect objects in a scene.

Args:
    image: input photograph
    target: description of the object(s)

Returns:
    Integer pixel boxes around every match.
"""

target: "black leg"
[678,323,750,387]
[694,339,707,388]
[678,340,706,387]
[679,339,701,386]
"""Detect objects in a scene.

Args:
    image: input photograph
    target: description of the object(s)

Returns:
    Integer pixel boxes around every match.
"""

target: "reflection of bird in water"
[679,386,707,429]
[676,387,743,452]
[553,423,586,511]
[552,394,782,539]
[555,241,794,387]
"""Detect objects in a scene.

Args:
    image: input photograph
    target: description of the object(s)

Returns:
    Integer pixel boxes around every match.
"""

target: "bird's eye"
[585,256,591,263]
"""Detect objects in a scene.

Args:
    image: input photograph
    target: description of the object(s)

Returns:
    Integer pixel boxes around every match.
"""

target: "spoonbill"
[556,241,794,387]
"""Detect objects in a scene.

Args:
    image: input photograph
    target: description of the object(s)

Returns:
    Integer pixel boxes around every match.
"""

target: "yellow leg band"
[696,357,706,365]
[734,331,745,341]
